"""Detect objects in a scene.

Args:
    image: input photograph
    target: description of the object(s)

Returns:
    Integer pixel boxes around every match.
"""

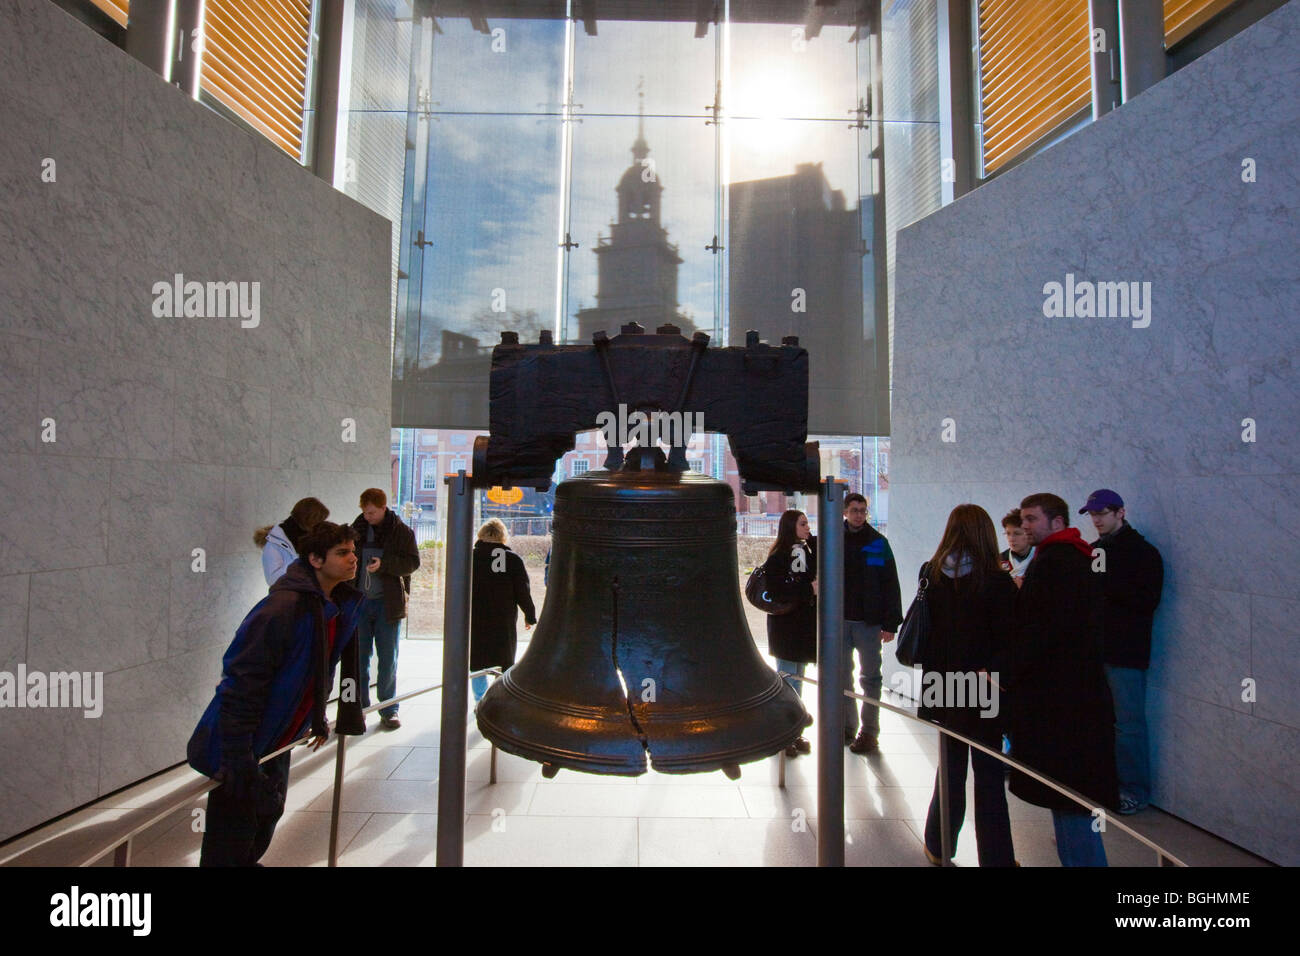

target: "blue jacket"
[188,560,365,777]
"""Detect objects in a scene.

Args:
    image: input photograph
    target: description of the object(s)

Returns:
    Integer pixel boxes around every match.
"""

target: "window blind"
[1165,0,1238,47]
[199,0,314,159]
[90,0,129,27]
[977,0,1091,174]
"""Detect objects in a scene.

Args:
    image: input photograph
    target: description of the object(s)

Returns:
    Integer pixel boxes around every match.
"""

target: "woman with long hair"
[761,509,817,758]
[918,503,1017,866]
[254,497,330,586]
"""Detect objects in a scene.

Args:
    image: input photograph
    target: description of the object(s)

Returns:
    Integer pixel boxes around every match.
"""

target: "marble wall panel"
[106,460,228,566]
[890,2,1299,863]
[0,704,102,841]
[0,573,29,672]
[1159,691,1300,865]
[27,562,170,674]
[1167,475,1300,601]
[168,552,267,656]
[219,466,308,558]
[1148,584,1251,714]
[3,0,127,145]
[0,453,109,574]
[172,373,272,467]
[0,0,392,841]
[98,646,225,795]
[1249,595,1300,729]
[38,341,175,462]
[0,335,40,456]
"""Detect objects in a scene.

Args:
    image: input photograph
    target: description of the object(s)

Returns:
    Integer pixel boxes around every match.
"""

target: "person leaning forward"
[187,522,366,866]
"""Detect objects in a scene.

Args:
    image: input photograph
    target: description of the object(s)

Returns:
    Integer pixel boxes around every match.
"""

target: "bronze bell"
[475,447,809,777]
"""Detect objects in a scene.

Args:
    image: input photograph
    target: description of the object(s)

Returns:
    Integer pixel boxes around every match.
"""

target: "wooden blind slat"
[198,0,312,159]
[90,0,129,28]
[1165,0,1238,47]
[979,0,1091,174]
[204,9,307,109]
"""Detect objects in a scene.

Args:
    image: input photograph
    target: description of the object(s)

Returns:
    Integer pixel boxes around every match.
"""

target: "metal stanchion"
[436,470,474,866]
[937,733,953,866]
[328,734,347,867]
[816,477,846,866]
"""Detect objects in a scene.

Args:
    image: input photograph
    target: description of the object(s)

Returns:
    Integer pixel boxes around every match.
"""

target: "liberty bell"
[471,323,821,778]
[476,446,809,777]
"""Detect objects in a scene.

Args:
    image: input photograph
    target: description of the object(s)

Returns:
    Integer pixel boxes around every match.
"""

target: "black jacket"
[763,537,817,664]
[916,567,1016,743]
[1008,534,1118,812]
[843,521,903,630]
[470,540,537,671]
[349,509,420,622]
[1093,523,1164,668]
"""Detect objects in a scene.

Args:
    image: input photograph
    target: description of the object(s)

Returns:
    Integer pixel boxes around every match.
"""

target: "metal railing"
[2,664,1184,868]
[785,672,1186,867]
[0,670,501,869]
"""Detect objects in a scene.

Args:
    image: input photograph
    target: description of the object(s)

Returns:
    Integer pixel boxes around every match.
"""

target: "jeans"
[357,597,401,718]
[775,659,806,700]
[924,735,1015,866]
[843,621,883,739]
[200,751,290,867]
[472,674,489,701]
[1106,665,1150,807]
[1051,809,1108,867]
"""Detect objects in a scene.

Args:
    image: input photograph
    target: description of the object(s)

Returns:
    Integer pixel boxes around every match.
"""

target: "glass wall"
[346,1,938,437]
[334,2,931,638]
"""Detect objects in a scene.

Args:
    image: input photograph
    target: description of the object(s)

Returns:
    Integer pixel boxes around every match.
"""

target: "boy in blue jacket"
[188,521,366,866]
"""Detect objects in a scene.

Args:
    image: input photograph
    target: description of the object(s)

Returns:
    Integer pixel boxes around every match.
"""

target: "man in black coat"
[1080,489,1164,815]
[470,519,536,701]
[842,493,903,753]
[1010,492,1118,866]
[349,488,420,730]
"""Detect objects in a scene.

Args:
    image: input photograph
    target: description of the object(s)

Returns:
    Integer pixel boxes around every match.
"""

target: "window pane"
[393,114,563,428]
[564,116,718,343]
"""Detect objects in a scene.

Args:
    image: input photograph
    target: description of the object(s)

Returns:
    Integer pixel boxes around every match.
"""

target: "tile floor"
[89,640,1268,868]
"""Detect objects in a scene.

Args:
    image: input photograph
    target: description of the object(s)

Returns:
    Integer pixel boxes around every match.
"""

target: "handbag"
[744,564,797,615]
[894,563,931,667]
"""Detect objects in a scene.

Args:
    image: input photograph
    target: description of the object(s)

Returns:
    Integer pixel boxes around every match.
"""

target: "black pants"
[200,751,291,867]
[924,734,1015,867]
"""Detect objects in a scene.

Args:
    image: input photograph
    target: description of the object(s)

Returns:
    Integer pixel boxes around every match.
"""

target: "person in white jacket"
[254,498,330,586]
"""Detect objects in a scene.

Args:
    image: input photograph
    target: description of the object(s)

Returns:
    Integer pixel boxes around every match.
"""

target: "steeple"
[618,77,661,224]
[631,79,649,161]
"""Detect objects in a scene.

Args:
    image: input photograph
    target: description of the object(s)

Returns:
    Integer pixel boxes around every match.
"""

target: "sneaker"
[1118,796,1147,815]
[923,845,945,866]
[380,715,401,730]
[849,733,879,754]
[784,742,800,758]
[794,736,811,755]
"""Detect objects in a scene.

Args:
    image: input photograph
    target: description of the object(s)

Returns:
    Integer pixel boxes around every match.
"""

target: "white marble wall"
[888,2,1300,865]
[0,0,392,839]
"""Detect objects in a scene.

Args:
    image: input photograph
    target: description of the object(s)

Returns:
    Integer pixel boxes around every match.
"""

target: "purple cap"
[1079,489,1124,514]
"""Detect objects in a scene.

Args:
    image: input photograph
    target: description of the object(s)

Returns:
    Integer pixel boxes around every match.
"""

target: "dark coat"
[1094,523,1164,668]
[188,561,365,777]
[1008,535,1119,811]
[349,508,420,622]
[470,540,537,671]
[763,537,817,664]
[916,566,1016,744]
[843,521,904,630]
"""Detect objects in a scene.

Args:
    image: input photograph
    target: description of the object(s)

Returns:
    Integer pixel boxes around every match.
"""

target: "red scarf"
[1040,526,1095,557]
